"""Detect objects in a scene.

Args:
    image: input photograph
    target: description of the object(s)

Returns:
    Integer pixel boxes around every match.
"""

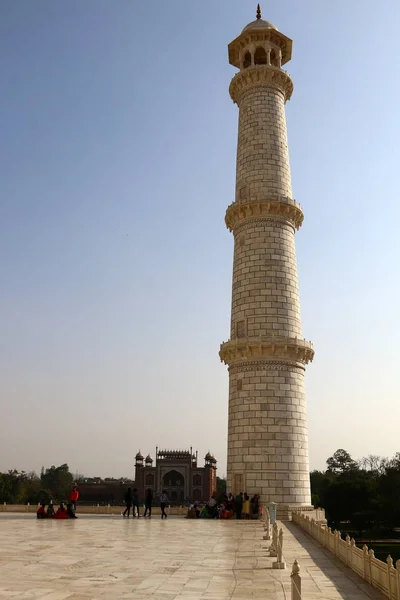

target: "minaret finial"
[256,3,262,19]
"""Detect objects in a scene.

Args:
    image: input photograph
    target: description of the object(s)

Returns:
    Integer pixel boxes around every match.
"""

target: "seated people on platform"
[54,503,69,519]
[37,503,47,518]
[219,495,234,519]
[205,496,218,518]
[66,502,78,518]
[186,504,197,519]
[186,502,201,519]
[47,501,55,518]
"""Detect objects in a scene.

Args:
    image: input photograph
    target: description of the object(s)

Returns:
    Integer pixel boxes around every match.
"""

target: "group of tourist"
[37,501,77,519]
[122,487,170,519]
[188,492,260,519]
[36,484,79,520]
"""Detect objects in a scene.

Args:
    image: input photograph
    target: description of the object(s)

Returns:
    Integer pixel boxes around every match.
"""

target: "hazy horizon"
[1,0,400,480]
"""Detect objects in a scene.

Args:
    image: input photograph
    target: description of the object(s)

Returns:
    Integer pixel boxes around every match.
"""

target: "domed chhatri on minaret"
[220,5,314,515]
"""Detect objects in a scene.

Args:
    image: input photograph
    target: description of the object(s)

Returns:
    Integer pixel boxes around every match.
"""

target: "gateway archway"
[162,470,185,504]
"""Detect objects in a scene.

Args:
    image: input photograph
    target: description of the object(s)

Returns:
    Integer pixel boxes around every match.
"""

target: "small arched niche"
[254,46,267,65]
[243,51,251,69]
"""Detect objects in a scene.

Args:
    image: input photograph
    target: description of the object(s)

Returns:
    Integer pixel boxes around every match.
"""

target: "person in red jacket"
[36,503,47,518]
[69,484,79,512]
[54,503,68,519]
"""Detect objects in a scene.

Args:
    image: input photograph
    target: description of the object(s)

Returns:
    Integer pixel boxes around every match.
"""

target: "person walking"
[132,488,140,517]
[159,490,169,519]
[69,484,79,512]
[123,486,133,518]
[144,489,153,518]
[235,492,243,520]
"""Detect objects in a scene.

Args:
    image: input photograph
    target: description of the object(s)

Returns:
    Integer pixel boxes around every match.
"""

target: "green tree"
[40,464,73,501]
[326,449,358,475]
[379,466,400,528]
[324,473,379,533]
[310,470,335,507]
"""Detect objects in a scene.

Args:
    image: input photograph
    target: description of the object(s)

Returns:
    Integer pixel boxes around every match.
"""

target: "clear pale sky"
[1,0,399,479]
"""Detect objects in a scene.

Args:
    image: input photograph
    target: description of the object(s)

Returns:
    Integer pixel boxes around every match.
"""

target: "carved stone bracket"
[219,337,314,366]
[225,198,303,232]
[229,65,293,104]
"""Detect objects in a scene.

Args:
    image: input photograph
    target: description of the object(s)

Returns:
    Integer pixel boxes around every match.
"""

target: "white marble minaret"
[220,5,314,511]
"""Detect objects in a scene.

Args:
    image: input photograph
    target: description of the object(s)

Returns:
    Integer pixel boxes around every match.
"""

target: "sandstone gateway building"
[220,6,314,515]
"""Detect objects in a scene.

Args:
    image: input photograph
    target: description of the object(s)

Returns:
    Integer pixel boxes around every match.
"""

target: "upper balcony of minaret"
[228,5,294,104]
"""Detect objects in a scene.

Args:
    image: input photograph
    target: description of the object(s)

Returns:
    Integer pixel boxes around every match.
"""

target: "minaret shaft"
[235,87,292,202]
[221,18,314,511]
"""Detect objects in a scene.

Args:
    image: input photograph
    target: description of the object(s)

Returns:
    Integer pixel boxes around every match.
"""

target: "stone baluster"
[335,530,341,558]
[350,538,355,569]
[291,560,301,600]
[263,508,271,540]
[273,527,286,569]
[369,549,375,585]
[396,559,400,600]
[362,545,369,582]
[269,522,278,557]
[345,535,351,566]
[387,555,393,599]
[326,526,331,548]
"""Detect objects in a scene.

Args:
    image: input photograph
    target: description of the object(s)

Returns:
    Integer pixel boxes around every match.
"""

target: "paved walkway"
[0,514,386,599]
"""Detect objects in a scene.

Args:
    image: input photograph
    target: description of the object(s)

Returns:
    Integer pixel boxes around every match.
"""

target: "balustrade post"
[263,508,271,540]
[345,535,350,566]
[396,559,400,600]
[269,522,278,557]
[362,545,369,581]
[291,560,301,600]
[369,549,375,586]
[273,528,286,569]
[350,538,356,570]
[387,555,394,599]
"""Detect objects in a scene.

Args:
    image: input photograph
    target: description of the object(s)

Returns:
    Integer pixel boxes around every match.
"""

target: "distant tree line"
[311,449,400,534]
[0,464,79,504]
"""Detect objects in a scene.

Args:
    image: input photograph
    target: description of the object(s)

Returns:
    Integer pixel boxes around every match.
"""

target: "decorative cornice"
[229,66,293,104]
[229,361,305,374]
[225,198,303,232]
[219,336,314,366]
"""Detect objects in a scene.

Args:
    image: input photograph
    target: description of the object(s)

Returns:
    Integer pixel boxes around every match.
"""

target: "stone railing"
[292,511,400,600]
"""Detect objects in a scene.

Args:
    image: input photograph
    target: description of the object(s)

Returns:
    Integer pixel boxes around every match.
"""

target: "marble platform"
[0,514,385,599]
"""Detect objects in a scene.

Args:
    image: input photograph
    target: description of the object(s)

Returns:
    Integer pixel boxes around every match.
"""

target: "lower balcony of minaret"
[219,336,314,367]
[225,197,304,232]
